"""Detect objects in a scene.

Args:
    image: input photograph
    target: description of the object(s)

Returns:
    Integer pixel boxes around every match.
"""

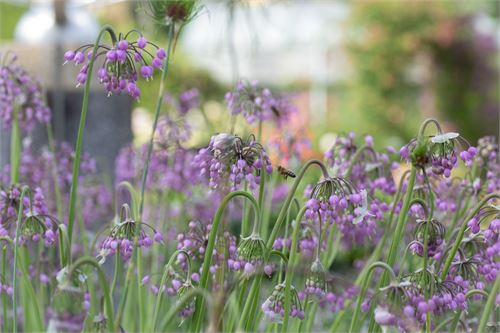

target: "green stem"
[10,106,20,184]
[477,272,500,333]
[1,244,9,332]
[367,166,417,332]
[67,25,115,261]
[282,206,307,333]
[110,245,120,297]
[349,262,396,333]
[70,256,115,332]
[138,23,175,219]
[440,192,500,280]
[382,167,417,280]
[267,159,329,248]
[192,190,260,332]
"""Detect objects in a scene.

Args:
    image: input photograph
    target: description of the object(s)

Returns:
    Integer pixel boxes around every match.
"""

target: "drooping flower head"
[192,133,273,191]
[64,30,166,99]
[142,0,201,27]
[225,79,297,127]
[400,132,473,177]
[409,219,446,260]
[236,233,267,276]
[0,51,51,131]
[98,204,163,262]
[304,259,328,299]
[261,283,304,323]
[48,267,89,332]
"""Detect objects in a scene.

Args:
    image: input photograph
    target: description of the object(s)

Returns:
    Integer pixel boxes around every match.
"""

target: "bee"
[277,165,296,179]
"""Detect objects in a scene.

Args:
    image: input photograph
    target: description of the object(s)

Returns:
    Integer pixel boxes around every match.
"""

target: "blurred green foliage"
[0,2,27,40]
[344,1,498,143]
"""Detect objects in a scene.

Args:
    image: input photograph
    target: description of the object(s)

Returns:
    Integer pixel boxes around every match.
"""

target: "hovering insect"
[277,165,296,179]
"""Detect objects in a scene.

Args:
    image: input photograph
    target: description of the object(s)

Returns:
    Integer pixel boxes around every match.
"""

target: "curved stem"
[282,206,307,333]
[152,249,190,331]
[349,262,396,333]
[267,159,329,248]
[418,118,442,139]
[440,192,500,280]
[191,190,260,332]
[67,25,115,261]
[448,289,490,333]
[477,271,500,333]
[70,256,115,332]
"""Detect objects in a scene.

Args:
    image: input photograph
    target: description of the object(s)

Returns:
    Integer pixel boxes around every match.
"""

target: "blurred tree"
[345,1,498,142]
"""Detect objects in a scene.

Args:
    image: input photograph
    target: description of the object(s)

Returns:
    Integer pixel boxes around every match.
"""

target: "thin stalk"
[67,25,115,259]
[110,245,120,297]
[477,272,500,333]
[138,23,175,218]
[2,244,9,332]
[151,249,190,331]
[349,262,396,333]
[367,166,417,332]
[191,191,260,332]
[282,206,307,333]
[267,159,329,248]
[10,106,20,184]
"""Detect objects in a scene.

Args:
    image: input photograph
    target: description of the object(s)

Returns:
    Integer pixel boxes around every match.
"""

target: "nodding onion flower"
[304,259,328,299]
[409,219,446,259]
[48,267,89,332]
[235,233,267,276]
[192,133,272,191]
[0,51,51,132]
[261,283,304,323]
[98,204,163,262]
[363,280,415,330]
[64,29,166,99]
[324,133,397,195]
[306,177,372,225]
[0,185,58,246]
[400,131,474,177]
[225,79,297,127]
[176,279,196,319]
[141,0,201,28]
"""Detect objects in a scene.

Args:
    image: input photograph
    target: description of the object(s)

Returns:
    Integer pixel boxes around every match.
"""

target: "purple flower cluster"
[225,80,297,127]
[400,132,472,177]
[99,218,163,262]
[192,133,273,192]
[0,184,57,246]
[164,88,200,115]
[64,33,166,99]
[2,141,113,227]
[0,52,50,131]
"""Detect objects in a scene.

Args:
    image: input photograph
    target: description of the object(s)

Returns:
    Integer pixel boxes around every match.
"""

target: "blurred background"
[0,0,498,174]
